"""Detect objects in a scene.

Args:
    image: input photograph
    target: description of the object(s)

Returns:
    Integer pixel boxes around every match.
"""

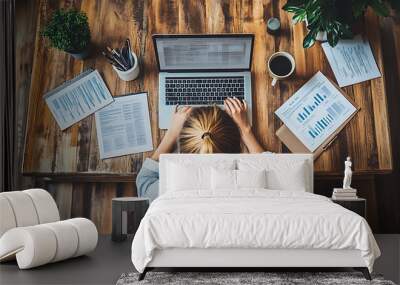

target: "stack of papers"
[322,35,381,87]
[44,69,153,159]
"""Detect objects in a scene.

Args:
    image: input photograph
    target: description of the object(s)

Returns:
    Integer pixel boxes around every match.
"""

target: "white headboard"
[159,153,314,194]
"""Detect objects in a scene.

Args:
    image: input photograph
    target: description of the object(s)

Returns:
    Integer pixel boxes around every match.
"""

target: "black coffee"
[269,55,292,76]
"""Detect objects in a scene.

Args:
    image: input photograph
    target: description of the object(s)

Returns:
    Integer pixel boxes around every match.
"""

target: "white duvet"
[131,190,380,273]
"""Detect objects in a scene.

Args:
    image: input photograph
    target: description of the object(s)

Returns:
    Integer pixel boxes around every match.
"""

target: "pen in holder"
[102,39,140,81]
[113,51,139,81]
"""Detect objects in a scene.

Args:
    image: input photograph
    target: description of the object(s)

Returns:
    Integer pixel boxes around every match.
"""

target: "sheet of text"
[95,93,153,159]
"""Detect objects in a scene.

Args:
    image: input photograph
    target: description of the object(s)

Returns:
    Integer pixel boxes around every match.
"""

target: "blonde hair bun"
[201,132,212,139]
[179,106,241,154]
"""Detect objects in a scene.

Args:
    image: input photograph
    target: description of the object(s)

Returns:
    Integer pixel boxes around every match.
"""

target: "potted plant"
[282,0,396,48]
[42,9,91,59]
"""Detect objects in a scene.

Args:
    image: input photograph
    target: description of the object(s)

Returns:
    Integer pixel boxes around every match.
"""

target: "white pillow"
[211,168,267,190]
[237,169,267,188]
[211,169,236,189]
[167,161,235,191]
[237,158,309,191]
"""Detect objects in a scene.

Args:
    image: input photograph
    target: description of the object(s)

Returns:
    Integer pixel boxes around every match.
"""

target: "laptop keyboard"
[165,76,245,105]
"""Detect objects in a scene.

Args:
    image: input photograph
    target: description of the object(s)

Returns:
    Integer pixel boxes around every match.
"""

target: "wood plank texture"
[14,1,399,235]
[22,0,392,178]
[42,180,137,234]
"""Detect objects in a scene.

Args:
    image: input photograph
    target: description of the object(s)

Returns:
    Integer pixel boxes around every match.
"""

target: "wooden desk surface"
[23,0,392,178]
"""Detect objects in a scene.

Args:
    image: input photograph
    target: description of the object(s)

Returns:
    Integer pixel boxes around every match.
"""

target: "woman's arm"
[137,105,192,202]
[224,97,264,153]
[136,159,160,202]
[237,124,265,153]
[151,105,192,161]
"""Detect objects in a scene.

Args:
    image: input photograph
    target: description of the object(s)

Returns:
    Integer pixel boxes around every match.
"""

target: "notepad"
[275,72,359,157]
[44,69,114,130]
[95,92,153,159]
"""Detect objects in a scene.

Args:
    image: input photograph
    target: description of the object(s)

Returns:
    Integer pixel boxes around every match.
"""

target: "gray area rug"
[116,272,396,285]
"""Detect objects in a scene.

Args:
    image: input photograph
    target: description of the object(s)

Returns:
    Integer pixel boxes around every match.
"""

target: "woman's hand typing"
[151,105,192,161]
[168,105,193,139]
[223,97,251,132]
[224,97,264,153]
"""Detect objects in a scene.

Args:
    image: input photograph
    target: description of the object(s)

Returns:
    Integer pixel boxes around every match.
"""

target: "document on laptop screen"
[95,93,153,159]
[155,37,252,70]
[275,72,357,152]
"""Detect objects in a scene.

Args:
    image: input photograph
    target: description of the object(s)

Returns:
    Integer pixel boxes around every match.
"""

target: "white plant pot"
[304,19,327,42]
[113,52,140,81]
[315,31,327,42]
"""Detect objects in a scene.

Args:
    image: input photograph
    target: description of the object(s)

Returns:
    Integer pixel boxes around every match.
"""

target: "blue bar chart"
[307,102,346,139]
[296,93,327,123]
[45,70,114,130]
[275,72,358,152]
[308,114,335,138]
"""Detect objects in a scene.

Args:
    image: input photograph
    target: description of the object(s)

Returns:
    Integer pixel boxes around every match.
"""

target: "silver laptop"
[153,34,254,129]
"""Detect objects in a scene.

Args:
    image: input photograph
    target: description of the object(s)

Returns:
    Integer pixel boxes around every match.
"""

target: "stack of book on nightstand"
[332,188,358,200]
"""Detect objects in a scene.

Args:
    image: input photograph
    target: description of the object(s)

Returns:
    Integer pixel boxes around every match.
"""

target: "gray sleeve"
[136,158,160,203]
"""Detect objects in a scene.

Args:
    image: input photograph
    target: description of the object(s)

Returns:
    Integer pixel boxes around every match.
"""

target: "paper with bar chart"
[275,71,357,152]
[44,69,114,130]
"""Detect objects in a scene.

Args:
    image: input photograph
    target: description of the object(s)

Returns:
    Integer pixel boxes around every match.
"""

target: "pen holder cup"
[113,52,140,81]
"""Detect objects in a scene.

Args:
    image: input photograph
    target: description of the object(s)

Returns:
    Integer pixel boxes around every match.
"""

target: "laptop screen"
[154,35,253,71]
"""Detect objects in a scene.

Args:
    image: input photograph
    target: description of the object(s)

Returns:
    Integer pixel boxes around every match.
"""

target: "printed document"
[275,72,357,152]
[322,35,381,87]
[44,69,114,130]
[95,93,153,159]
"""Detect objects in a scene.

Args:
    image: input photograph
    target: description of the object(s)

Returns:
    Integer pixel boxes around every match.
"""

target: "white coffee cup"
[267,51,295,87]
[113,51,140,81]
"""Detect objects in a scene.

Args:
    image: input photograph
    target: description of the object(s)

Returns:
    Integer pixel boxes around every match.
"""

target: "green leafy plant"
[283,0,394,48]
[42,9,91,53]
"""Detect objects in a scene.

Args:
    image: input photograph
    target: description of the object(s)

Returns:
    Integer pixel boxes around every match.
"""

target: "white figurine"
[343,156,353,189]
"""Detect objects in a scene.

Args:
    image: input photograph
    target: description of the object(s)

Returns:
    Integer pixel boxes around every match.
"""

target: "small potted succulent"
[42,9,91,59]
[282,0,397,48]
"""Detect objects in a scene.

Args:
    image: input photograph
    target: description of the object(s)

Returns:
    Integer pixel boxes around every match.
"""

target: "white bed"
[131,154,380,280]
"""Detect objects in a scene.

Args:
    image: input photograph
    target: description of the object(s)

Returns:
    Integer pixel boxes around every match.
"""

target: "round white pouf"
[0,189,98,269]
[0,219,98,269]
[23,189,60,224]
[42,221,79,262]
[66,218,98,257]
[0,191,39,227]
[0,226,57,269]
[0,196,17,237]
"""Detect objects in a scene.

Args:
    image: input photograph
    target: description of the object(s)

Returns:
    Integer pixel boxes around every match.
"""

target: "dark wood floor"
[0,235,399,285]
